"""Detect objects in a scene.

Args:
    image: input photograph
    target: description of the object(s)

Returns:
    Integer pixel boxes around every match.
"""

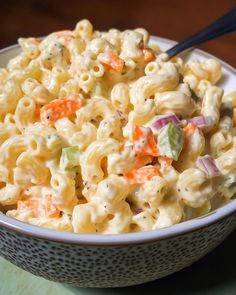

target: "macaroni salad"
[0,20,236,234]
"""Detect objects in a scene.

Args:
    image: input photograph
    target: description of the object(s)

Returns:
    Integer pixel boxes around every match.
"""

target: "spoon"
[166,6,236,59]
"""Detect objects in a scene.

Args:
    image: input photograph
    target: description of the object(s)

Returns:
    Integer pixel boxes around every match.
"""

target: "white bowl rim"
[0,36,236,246]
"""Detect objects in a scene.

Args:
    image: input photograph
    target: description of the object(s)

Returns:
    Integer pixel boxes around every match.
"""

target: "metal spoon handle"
[166,6,236,58]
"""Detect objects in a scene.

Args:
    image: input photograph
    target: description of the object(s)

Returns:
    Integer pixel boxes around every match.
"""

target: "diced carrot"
[124,165,162,184]
[40,94,82,125]
[132,126,159,157]
[183,123,197,136]
[135,155,153,169]
[98,52,124,72]
[158,156,173,166]
[142,47,156,62]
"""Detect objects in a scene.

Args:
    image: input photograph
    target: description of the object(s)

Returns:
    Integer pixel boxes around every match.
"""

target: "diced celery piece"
[158,123,184,161]
[60,146,80,170]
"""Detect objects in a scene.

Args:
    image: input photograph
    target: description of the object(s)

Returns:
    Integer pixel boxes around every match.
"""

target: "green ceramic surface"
[1,229,235,295]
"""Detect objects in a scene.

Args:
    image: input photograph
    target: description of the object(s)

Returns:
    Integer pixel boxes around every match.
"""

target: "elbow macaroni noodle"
[0,20,235,234]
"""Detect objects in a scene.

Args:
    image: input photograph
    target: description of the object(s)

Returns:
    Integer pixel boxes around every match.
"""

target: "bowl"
[0,36,236,288]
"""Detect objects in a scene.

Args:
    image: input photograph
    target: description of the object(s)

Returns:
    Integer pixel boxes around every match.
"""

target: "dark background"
[1,0,236,293]
[0,0,236,67]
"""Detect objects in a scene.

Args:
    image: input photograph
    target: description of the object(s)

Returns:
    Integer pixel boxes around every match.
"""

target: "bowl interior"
[0,36,236,245]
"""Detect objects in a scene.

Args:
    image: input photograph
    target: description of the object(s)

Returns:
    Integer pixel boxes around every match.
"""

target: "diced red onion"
[196,155,221,178]
[134,208,143,215]
[188,116,213,129]
[151,114,181,130]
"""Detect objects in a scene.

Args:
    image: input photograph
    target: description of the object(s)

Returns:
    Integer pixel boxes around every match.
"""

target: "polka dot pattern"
[0,214,235,288]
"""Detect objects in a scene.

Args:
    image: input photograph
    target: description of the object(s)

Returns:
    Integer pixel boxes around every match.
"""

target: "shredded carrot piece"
[183,123,197,136]
[54,30,74,46]
[17,195,60,218]
[142,47,156,62]
[158,156,173,166]
[135,155,153,169]
[132,126,159,157]
[98,52,124,72]
[40,94,82,125]
[17,199,39,217]
[124,165,162,184]
[42,194,60,218]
